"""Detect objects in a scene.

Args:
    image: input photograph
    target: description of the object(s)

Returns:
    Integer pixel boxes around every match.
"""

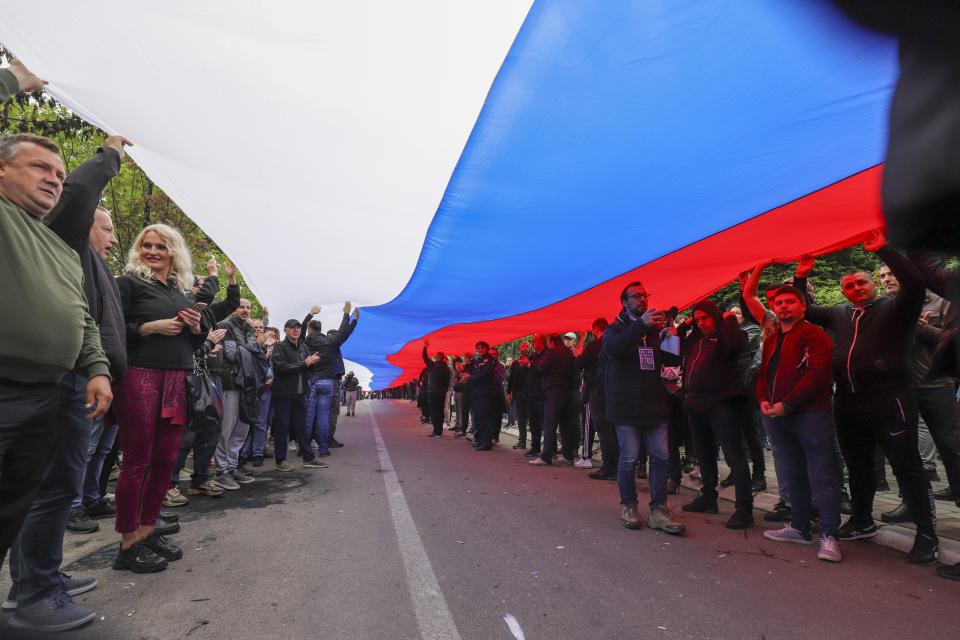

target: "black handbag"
[186,354,223,433]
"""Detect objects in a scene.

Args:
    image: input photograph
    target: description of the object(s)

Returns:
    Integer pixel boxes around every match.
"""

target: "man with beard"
[602,282,684,534]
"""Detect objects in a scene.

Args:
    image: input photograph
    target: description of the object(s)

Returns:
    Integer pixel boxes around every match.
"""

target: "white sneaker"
[574,458,593,469]
[817,535,842,562]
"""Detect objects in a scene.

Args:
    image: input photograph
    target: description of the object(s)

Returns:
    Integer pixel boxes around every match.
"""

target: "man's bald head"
[89,206,118,259]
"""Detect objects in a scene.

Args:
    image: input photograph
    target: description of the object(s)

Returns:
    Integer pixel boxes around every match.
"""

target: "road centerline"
[370,410,463,640]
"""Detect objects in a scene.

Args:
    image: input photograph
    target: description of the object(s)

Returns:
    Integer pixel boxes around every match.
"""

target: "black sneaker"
[158,510,180,523]
[725,509,755,530]
[719,473,735,488]
[681,495,718,514]
[523,449,541,458]
[328,439,344,448]
[906,532,939,564]
[113,540,168,573]
[589,470,616,481]
[66,508,99,534]
[751,477,767,493]
[252,456,264,467]
[936,562,960,581]
[8,590,96,633]
[154,517,180,536]
[143,532,183,561]
[85,497,116,519]
[764,499,792,522]
[836,519,878,541]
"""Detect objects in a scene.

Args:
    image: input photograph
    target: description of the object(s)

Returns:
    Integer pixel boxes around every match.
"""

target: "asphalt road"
[3,399,957,640]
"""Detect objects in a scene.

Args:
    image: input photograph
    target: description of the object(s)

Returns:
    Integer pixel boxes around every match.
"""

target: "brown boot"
[620,502,642,529]
[648,505,685,535]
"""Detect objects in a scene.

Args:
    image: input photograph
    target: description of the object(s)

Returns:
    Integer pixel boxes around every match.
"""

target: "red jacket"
[756,319,834,414]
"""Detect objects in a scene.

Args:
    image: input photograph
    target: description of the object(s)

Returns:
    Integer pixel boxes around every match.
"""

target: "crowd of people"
[403,231,960,574]
[3,46,960,633]
[0,61,361,633]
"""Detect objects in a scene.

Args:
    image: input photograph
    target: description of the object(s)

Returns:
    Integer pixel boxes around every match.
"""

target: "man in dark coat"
[601,281,684,535]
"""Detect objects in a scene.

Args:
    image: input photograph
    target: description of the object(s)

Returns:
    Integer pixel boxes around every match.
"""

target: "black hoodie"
[679,299,748,413]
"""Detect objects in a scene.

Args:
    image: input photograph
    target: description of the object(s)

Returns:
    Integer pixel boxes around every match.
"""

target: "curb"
[496,422,960,565]
[684,476,960,565]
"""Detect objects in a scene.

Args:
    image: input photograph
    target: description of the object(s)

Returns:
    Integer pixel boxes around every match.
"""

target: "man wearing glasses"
[601,282,684,534]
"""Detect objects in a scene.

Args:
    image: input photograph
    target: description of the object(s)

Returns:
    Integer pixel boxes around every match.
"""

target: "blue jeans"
[72,417,116,509]
[305,378,334,454]
[616,423,668,509]
[9,372,91,604]
[242,389,271,458]
[763,410,842,538]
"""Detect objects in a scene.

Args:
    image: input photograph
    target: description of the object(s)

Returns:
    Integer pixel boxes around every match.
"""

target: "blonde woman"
[112,224,204,573]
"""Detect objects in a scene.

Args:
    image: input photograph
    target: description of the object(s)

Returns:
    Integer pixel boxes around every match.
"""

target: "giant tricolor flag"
[0,1,897,388]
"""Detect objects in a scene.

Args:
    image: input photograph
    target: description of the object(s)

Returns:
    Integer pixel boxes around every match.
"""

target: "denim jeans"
[9,372,91,604]
[305,377,334,454]
[762,410,842,538]
[616,423,668,509]
[241,389,271,459]
[75,417,116,509]
[687,398,753,512]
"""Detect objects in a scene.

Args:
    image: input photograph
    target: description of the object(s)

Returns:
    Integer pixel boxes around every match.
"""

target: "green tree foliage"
[705,246,881,313]
[0,48,261,313]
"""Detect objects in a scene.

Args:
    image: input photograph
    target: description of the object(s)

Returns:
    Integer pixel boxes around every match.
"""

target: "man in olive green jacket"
[0,61,112,587]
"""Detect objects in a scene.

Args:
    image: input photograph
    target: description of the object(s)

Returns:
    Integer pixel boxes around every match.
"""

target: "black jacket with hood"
[679,300,748,413]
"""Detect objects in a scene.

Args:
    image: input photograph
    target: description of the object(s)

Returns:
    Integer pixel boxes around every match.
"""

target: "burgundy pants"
[112,367,187,533]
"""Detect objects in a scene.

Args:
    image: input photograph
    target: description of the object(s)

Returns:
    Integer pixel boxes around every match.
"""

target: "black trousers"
[456,391,471,432]
[271,396,307,464]
[917,386,960,500]
[472,394,492,446]
[688,397,753,512]
[0,379,60,569]
[836,387,935,534]
[588,391,618,475]
[419,391,429,420]
[514,391,528,445]
[740,397,766,478]
[541,386,575,462]
[666,393,685,484]
[428,391,445,435]
[328,378,341,438]
[527,394,543,452]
